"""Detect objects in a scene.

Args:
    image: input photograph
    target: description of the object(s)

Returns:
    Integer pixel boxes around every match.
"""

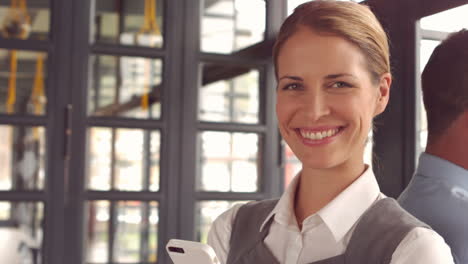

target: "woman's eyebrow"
[324,73,356,79]
[279,75,303,81]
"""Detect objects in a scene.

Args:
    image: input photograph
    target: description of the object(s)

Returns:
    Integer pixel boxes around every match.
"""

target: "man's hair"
[422,29,468,140]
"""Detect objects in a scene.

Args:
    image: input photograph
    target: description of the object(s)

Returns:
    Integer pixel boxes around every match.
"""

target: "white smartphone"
[166,239,220,264]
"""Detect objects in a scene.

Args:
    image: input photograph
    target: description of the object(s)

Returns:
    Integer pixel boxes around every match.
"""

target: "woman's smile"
[295,126,346,146]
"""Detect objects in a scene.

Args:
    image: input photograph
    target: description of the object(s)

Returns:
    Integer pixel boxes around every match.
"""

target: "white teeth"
[310,132,316,140]
[300,128,340,140]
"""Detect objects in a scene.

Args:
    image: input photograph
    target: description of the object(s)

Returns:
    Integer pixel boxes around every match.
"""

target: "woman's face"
[276,27,391,170]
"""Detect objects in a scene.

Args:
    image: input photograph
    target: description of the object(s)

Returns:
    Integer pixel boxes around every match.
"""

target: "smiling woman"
[275,30,389,174]
[206,1,455,264]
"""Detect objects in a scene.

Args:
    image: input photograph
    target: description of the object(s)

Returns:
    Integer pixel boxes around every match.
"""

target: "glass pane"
[86,201,159,263]
[0,201,43,264]
[114,129,145,191]
[88,55,163,119]
[201,0,265,54]
[93,0,164,48]
[149,131,160,191]
[0,1,50,40]
[0,125,45,191]
[420,4,468,32]
[364,131,373,167]
[417,39,441,156]
[199,64,259,123]
[198,131,260,192]
[0,49,47,115]
[420,40,441,73]
[114,201,158,262]
[195,200,248,243]
[87,128,161,191]
[87,128,112,190]
[418,96,428,153]
[0,202,11,220]
[86,201,109,263]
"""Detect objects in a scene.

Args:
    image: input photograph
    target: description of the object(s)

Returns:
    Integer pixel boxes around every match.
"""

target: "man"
[399,29,468,264]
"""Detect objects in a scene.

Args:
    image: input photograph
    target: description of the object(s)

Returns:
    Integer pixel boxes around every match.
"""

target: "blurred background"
[0,0,467,263]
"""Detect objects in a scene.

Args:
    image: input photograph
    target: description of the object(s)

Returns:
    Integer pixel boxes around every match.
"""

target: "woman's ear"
[374,73,392,117]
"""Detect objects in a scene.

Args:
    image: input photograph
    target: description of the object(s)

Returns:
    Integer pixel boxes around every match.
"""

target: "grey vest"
[226,198,429,264]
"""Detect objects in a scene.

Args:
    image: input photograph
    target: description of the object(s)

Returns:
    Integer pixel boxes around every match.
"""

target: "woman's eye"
[331,81,351,88]
[282,83,301,90]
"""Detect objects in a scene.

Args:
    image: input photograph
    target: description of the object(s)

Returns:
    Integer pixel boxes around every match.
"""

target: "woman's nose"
[300,91,330,121]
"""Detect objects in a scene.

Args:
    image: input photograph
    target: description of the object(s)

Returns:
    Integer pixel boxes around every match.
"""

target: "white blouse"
[207,167,454,264]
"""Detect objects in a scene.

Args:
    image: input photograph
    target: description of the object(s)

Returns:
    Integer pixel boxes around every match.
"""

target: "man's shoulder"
[399,173,445,202]
[399,170,464,206]
[398,171,463,227]
[398,171,468,261]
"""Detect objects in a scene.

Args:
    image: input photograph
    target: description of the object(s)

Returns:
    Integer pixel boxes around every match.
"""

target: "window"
[187,0,282,248]
[0,1,50,263]
[81,1,166,263]
[60,0,283,261]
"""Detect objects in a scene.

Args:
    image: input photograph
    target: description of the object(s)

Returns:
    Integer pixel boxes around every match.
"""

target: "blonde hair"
[273,0,390,83]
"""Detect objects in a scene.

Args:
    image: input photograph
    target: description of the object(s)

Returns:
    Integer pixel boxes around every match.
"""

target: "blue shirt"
[399,153,468,264]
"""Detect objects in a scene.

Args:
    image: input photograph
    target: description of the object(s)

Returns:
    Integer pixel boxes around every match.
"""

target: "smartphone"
[166,239,220,264]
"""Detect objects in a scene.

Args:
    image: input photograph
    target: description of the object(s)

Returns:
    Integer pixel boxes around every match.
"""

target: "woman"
[207,1,454,263]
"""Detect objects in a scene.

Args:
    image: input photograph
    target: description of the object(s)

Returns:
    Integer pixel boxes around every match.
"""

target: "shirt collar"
[259,166,381,243]
[317,166,380,242]
[417,152,468,190]
[259,171,301,232]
